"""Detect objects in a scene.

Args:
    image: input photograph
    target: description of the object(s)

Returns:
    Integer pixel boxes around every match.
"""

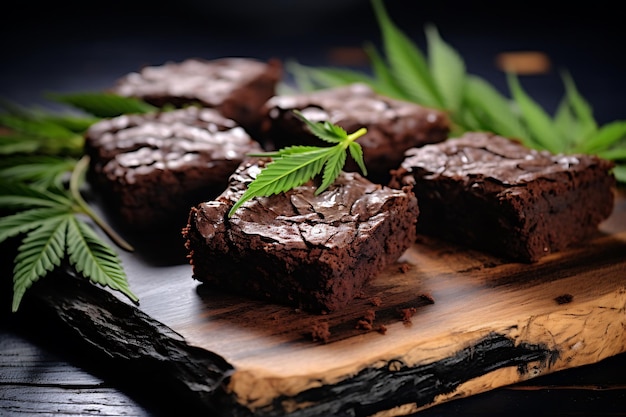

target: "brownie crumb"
[364,309,376,323]
[356,309,377,331]
[377,325,388,335]
[311,321,331,343]
[399,307,417,324]
[370,297,382,307]
[398,263,411,273]
[419,293,435,304]
[554,294,574,305]
[356,320,373,331]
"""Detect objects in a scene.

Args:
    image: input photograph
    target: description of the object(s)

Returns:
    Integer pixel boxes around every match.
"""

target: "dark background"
[1,3,625,416]
[1,0,625,124]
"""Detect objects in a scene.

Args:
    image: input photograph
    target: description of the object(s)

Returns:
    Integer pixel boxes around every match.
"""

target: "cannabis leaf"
[0,91,159,312]
[0,155,75,189]
[11,214,69,312]
[288,0,626,182]
[45,91,158,118]
[1,92,155,157]
[0,156,138,312]
[228,110,367,217]
[0,107,87,157]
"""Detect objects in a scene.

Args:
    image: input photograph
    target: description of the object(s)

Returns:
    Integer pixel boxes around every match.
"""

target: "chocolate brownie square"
[390,132,616,262]
[260,83,450,184]
[111,57,282,135]
[84,106,263,231]
[183,158,419,313]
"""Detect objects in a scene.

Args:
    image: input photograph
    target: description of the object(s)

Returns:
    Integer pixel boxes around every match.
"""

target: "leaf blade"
[371,0,442,108]
[0,181,73,209]
[12,215,69,312]
[561,70,598,144]
[575,120,626,154]
[362,42,407,100]
[293,110,347,144]
[46,92,157,118]
[288,62,377,91]
[348,142,368,176]
[229,147,333,216]
[0,206,71,244]
[317,148,346,195]
[0,155,75,189]
[425,24,466,112]
[66,217,138,303]
[462,75,527,140]
[507,73,563,153]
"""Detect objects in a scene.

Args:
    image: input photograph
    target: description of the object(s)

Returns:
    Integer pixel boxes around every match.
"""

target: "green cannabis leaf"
[1,92,156,157]
[0,155,138,312]
[0,91,154,312]
[0,107,87,157]
[45,91,158,118]
[288,0,626,183]
[228,110,367,217]
[0,155,76,189]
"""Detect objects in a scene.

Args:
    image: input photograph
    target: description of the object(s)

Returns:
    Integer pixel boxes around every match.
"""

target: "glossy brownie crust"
[183,158,419,313]
[390,132,615,262]
[111,57,282,133]
[260,83,450,184]
[84,107,263,230]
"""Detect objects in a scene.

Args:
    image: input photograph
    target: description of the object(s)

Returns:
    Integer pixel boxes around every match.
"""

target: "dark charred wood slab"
[4,269,234,416]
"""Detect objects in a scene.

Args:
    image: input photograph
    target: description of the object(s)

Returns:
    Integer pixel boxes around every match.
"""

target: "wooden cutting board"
[111,188,626,417]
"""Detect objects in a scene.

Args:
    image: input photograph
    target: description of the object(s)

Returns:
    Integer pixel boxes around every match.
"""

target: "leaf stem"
[347,127,368,143]
[70,155,135,252]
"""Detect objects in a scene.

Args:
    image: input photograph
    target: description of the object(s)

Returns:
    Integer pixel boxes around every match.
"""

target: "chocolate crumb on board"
[399,307,417,324]
[398,262,411,273]
[377,325,388,335]
[356,320,373,331]
[370,296,382,307]
[311,321,331,343]
[356,309,376,331]
[554,294,574,305]
[419,293,435,304]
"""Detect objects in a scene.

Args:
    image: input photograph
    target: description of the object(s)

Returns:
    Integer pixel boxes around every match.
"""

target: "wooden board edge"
[216,287,626,417]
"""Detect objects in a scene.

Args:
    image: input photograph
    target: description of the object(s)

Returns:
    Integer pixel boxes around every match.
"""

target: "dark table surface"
[1,1,625,416]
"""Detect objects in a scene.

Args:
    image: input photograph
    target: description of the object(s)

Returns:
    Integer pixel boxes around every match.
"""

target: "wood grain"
[0,334,151,416]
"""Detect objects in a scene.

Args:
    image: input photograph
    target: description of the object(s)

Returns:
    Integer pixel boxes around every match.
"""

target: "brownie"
[183,158,419,313]
[260,83,450,184]
[111,57,282,135]
[390,132,616,262]
[84,106,263,231]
